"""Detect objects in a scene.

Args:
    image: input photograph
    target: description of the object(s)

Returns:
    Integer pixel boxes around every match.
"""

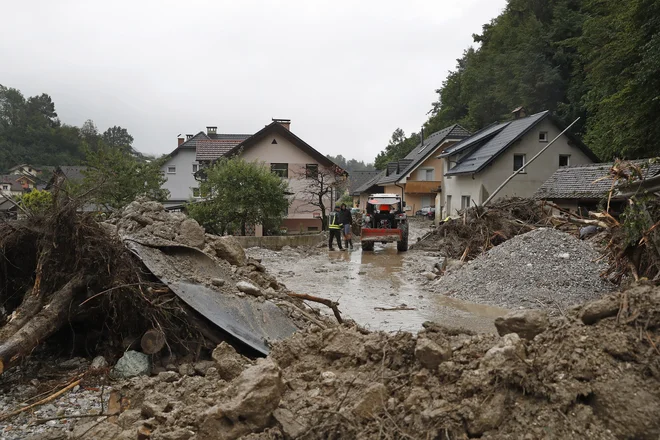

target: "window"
[1,185,9,191]
[192,164,199,173]
[559,155,570,167]
[421,196,432,208]
[192,187,208,198]
[418,168,434,181]
[446,195,452,214]
[461,195,471,209]
[271,163,288,178]
[167,166,176,174]
[305,164,318,179]
[539,131,548,142]
[513,154,526,173]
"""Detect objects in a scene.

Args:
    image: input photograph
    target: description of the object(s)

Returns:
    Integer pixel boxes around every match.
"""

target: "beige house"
[220,120,344,234]
[375,125,469,214]
[438,110,599,216]
[163,119,345,235]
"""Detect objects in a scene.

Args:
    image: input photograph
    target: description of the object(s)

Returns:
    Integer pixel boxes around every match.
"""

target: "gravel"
[0,381,113,440]
[432,228,615,313]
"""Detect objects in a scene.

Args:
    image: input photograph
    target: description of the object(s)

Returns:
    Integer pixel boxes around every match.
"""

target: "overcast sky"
[1,0,506,163]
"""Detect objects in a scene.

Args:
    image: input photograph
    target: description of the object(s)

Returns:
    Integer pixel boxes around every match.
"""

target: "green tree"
[101,126,134,152]
[579,0,660,159]
[18,189,53,216]
[79,142,168,210]
[0,85,87,170]
[375,128,420,170]
[189,156,290,236]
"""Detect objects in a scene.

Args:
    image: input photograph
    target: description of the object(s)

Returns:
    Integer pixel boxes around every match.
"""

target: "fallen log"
[287,292,343,324]
[0,276,86,375]
[141,328,167,355]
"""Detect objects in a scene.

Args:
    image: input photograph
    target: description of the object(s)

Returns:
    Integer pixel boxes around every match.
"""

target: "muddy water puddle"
[249,242,507,334]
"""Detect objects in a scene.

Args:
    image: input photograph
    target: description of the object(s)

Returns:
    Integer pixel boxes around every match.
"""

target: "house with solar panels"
[437,109,599,216]
[353,124,470,214]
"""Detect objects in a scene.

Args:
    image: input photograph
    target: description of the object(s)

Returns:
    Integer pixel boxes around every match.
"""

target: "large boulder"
[199,359,284,440]
[208,236,247,267]
[177,218,206,249]
[494,309,549,340]
[352,383,388,419]
[112,351,151,378]
[211,342,250,380]
[414,337,452,369]
[580,296,620,325]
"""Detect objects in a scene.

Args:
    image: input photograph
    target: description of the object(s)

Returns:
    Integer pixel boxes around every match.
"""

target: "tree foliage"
[188,156,290,236]
[376,0,660,163]
[374,128,421,170]
[79,143,169,210]
[0,85,139,172]
[0,85,86,171]
[18,189,53,216]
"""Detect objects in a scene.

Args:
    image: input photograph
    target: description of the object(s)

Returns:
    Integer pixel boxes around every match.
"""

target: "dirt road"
[247,219,506,333]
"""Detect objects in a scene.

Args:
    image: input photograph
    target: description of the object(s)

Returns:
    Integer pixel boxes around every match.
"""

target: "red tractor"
[360,194,409,252]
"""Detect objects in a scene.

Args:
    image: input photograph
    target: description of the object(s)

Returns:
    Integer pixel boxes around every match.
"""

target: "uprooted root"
[415,197,560,260]
[0,202,206,373]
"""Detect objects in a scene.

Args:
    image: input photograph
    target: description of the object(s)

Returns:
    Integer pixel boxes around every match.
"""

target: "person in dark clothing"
[339,203,354,249]
[328,205,343,250]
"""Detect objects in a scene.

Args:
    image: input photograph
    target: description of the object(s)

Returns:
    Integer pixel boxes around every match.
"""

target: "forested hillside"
[376,0,660,167]
[326,154,375,172]
[0,85,135,172]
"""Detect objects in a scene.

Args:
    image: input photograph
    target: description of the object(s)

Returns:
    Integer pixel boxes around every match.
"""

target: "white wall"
[161,149,199,205]
[443,118,594,211]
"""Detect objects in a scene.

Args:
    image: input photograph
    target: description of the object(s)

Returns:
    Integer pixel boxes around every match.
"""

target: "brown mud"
[66,283,660,440]
[248,223,507,334]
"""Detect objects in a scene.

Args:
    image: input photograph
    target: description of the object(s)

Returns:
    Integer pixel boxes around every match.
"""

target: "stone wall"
[233,233,324,250]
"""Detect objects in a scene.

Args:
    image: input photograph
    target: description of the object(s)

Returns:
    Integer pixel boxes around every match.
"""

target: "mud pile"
[432,228,615,312]
[61,284,660,440]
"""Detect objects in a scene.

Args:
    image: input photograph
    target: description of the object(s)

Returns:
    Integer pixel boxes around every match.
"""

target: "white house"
[437,110,599,216]
[160,129,250,207]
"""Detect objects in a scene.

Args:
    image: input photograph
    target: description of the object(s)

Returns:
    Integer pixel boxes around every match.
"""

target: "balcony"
[405,181,442,194]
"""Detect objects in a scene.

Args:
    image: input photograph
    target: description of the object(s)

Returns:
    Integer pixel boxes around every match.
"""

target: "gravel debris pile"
[432,228,615,312]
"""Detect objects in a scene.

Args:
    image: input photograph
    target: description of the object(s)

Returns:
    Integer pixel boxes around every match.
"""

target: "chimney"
[186,134,193,140]
[272,118,291,131]
[178,137,184,146]
[207,126,217,135]
[512,106,527,119]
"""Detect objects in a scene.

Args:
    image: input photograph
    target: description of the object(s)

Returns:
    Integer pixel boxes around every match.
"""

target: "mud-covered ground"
[247,218,507,334]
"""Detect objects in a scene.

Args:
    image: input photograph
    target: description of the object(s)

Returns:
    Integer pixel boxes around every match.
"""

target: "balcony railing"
[405,180,442,193]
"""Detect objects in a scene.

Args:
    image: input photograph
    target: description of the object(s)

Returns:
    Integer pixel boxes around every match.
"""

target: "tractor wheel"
[397,228,409,252]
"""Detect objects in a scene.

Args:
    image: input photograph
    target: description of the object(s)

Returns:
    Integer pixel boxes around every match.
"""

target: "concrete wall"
[233,233,325,250]
[161,149,199,204]
[443,118,593,211]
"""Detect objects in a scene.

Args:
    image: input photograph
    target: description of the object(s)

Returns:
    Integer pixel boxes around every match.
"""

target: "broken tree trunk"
[0,256,49,341]
[0,276,85,375]
[141,329,167,355]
